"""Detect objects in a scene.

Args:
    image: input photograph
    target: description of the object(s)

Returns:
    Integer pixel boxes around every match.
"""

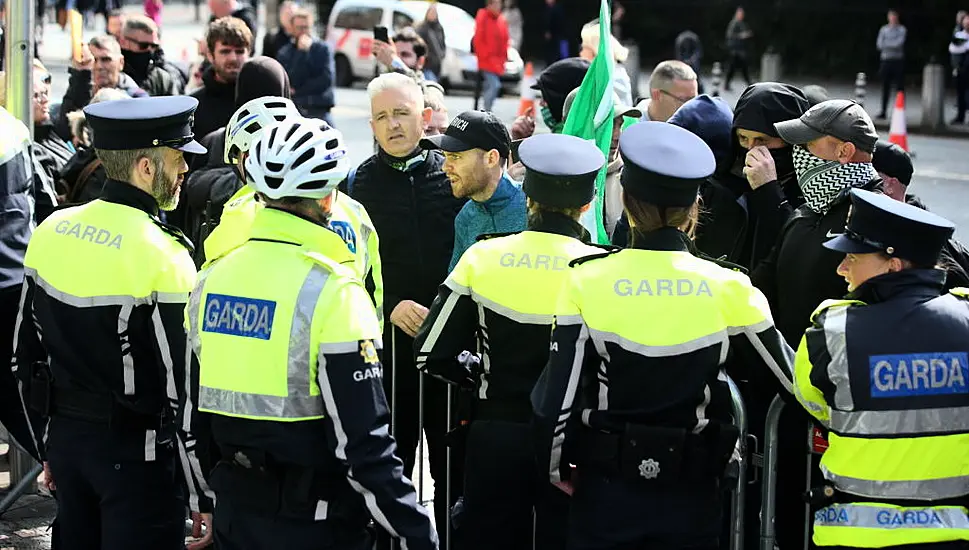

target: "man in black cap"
[10,96,213,549]
[749,98,883,550]
[873,140,969,289]
[415,132,604,550]
[794,188,969,550]
[531,57,590,134]
[421,110,525,270]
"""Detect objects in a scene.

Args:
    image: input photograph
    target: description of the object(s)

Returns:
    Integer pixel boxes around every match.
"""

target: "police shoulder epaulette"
[302,250,356,278]
[569,247,621,267]
[949,287,969,301]
[152,217,195,255]
[698,253,749,275]
[475,231,520,242]
[809,298,866,322]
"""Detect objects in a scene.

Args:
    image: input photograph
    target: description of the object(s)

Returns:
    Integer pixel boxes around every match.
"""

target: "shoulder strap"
[68,158,102,203]
[949,288,969,300]
[570,247,621,267]
[476,231,520,242]
[809,298,866,323]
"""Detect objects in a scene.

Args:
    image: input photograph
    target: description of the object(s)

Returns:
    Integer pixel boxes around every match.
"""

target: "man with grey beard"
[9,96,213,550]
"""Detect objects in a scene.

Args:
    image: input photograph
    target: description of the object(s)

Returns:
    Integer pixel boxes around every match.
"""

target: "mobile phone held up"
[373,26,390,43]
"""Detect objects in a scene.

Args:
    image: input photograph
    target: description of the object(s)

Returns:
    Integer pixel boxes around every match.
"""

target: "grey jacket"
[876,24,906,60]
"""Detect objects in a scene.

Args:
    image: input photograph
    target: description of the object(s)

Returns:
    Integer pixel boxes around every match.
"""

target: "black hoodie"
[189,66,238,141]
[729,82,810,269]
[175,57,291,264]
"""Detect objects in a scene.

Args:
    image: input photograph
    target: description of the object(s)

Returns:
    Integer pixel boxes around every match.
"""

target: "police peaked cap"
[824,189,955,266]
[519,133,605,209]
[619,122,715,207]
[84,96,207,154]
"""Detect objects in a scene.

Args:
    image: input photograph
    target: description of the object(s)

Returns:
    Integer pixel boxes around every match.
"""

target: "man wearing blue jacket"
[277,8,335,125]
[422,110,526,271]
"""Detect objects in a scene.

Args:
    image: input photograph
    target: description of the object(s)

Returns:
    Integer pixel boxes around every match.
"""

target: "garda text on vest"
[203,293,276,340]
[54,219,123,249]
[869,352,969,398]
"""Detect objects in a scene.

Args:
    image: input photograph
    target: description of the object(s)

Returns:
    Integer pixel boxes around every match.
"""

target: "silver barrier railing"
[0,436,42,516]
[726,375,747,550]
[759,395,785,550]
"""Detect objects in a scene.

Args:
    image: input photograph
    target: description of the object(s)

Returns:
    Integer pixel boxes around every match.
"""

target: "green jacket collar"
[249,206,354,265]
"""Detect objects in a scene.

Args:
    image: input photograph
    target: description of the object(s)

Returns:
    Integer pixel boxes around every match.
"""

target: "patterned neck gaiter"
[793,145,879,214]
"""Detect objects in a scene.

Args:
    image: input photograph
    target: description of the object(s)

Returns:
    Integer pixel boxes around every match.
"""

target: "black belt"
[475,400,532,424]
[213,445,366,523]
[576,422,738,486]
[51,387,165,431]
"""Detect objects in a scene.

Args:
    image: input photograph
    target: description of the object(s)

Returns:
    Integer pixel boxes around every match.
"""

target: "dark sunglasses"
[124,36,160,50]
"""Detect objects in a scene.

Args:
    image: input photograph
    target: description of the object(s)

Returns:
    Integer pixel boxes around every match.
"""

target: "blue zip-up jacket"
[449,173,526,271]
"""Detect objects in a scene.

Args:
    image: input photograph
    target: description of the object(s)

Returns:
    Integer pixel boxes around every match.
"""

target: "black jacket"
[342,149,465,321]
[33,122,74,194]
[189,67,238,141]
[751,178,882,347]
[906,193,969,289]
[58,147,108,204]
[262,27,290,59]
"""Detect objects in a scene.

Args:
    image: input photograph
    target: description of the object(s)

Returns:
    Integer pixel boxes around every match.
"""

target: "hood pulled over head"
[235,56,291,107]
[668,94,734,173]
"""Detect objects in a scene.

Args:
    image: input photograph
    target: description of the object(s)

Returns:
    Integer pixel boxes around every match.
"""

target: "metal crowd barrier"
[726,375,748,550]
[760,395,824,550]
[0,437,42,516]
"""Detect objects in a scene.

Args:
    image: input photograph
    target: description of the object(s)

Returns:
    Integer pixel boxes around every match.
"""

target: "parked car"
[327,0,523,94]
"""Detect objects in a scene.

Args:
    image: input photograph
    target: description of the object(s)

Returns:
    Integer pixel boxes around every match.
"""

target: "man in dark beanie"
[531,57,590,133]
[172,56,291,251]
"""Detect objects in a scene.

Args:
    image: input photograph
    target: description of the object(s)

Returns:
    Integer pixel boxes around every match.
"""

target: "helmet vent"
[292,132,313,150]
[244,121,261,134]
[265,176,284,189]
[284,124,300,141]
[311,160,338,174]
[266,102,288,109]
[265,161,284,172]
[293,149,314,168]
[325,139,339,150]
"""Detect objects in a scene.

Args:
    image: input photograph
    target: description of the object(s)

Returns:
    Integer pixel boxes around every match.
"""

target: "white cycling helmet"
[224,96,301,165]
[245,117,351,200]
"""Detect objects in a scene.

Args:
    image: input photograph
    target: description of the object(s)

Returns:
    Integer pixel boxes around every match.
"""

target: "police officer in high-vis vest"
[414,133,605,550]
[531,122,795,550]
[795,189,969,550]
[208,98,384,326]
[187,118,436,550]
[11,96,211,549]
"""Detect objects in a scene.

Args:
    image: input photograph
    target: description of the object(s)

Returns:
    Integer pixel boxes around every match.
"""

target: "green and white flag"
[562,0,615,245]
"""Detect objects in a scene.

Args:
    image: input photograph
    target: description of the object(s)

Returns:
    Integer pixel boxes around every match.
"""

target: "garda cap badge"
[360,340,379,365]
[639,458,660,480]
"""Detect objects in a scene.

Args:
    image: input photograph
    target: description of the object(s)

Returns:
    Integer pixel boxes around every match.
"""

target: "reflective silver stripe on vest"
[198,386,324,419]
[195,265,330,419]
[26,267,187,308]
[822,464,969,501]
[829,406,969,436]
[815,503,969,530]
[821,307,854,410]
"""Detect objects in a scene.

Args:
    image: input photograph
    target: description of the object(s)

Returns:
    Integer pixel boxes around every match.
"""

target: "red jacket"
[473,8,509,75]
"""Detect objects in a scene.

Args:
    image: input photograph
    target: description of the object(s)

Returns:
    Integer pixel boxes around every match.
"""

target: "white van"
[327,0,523,94]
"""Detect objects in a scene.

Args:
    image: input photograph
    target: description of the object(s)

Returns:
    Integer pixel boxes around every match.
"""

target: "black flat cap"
[520,133,604,209]
[872,140,914,186]
[824,189,954,265]
[84,96,206,154]
[531,58,591,123]
[619,122,715,207]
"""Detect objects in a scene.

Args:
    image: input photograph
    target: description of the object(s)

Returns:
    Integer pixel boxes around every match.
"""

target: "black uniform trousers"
[879,59,906,116]
[724,52,751,90]
[379,326,458,547]
[458,419,568,550]
[567,472,722,550]
[214,496,373,550]
[46,416,185,550]
[955,70,969,123]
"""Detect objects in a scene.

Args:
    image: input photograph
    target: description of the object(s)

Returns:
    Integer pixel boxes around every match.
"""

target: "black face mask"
[121,49,153,82]
[768,146,795,179]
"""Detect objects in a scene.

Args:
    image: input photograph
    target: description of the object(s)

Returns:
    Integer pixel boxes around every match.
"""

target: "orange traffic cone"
[517,62,537,117]
[888,91,909,152]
